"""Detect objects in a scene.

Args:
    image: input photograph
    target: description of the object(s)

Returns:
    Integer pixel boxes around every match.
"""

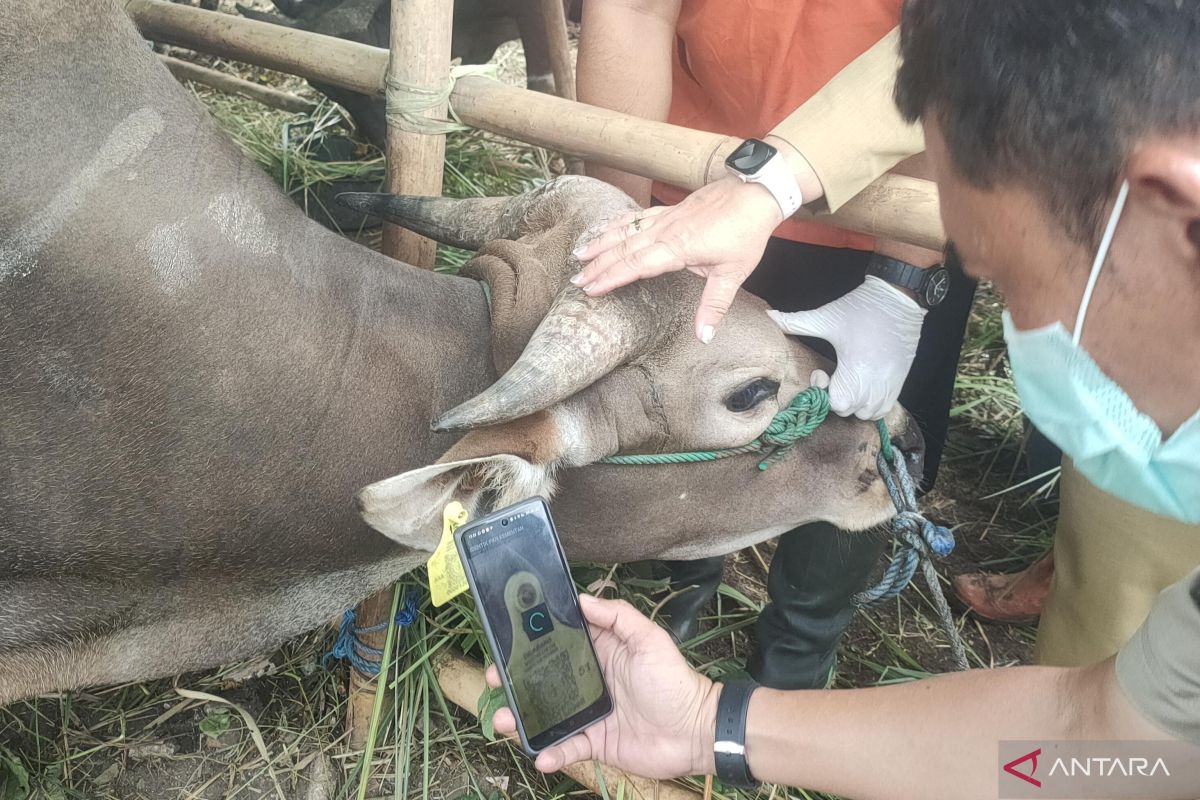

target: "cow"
[234,0,578,148]
[0,0,922,704]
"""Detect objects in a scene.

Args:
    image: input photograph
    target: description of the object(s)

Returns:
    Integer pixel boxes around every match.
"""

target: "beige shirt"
[1116,566,1200,744]
[768,28,925,213]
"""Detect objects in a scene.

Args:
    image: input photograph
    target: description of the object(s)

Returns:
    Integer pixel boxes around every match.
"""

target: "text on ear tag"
[428,502,470,606]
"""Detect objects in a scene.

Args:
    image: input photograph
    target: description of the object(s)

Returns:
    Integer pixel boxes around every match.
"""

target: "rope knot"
[599,387,830,468]
[322,609,360,670]
[760,387,830,446]
[890,511,954,558]
[923,521,956,557]
[854,435,969,671]
[323,592,423,675]
[395,592,421,627]
[384,63,497,135]
[755,387,831,469]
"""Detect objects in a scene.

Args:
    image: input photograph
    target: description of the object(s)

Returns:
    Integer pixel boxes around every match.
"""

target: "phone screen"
[457,498,611,752]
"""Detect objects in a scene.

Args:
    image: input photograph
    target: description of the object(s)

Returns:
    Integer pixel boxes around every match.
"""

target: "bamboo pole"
[538,0,583,174]
[434,650,703,800]
[160,55,316,113]
[124,0,946,251]
[127,0,386,94]
[380,0,454,264]
[345,589,393,749]
[448,76,948,249]
[539,0,575,101]
[344,0,456,748]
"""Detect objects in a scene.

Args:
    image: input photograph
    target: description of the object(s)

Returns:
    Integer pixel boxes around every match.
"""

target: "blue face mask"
[1003,181,1200,523]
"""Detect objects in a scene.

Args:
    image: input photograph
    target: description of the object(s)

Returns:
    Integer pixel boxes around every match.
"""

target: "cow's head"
[339,177,922,558]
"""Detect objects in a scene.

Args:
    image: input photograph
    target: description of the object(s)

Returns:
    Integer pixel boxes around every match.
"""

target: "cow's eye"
[725,378,780,413]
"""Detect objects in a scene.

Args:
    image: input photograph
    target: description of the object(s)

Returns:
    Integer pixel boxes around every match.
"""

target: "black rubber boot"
[1024,421,1062,487]
[657,556,725,643]
[747,523,887,689]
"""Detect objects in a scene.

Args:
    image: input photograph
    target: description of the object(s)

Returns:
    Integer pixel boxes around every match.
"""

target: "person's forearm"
[769,28,924,213]
[875,238,942,268]
[727,662,1167,800]
[875,155,941,267]
[577,0,679,206]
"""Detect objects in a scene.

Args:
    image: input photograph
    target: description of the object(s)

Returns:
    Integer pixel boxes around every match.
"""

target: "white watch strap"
[750,157,804,218]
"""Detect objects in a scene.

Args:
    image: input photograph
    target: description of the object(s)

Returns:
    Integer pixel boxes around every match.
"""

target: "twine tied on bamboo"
[384,62,497,135]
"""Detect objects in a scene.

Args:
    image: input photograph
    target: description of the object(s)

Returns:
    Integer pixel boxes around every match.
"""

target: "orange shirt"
[654,0,902,251]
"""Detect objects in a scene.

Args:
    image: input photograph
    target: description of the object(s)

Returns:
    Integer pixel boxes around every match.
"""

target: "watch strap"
[751,160,804,218]
[726,141,804,218]
[713,680,758,788]
[866,253,926,294]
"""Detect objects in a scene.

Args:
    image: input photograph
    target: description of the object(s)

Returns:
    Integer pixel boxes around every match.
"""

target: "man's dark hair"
[896,0,1200,242]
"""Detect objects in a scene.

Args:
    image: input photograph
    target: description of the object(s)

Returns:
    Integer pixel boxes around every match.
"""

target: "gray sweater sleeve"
[1115,567,1200,744]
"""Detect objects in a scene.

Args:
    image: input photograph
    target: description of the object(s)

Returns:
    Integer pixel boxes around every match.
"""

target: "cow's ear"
[461,238,568,374]
[355,454,556,549]
[354,411,565,548]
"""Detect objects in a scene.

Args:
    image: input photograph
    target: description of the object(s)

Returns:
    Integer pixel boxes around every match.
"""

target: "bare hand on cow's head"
[566,174,928,420]
[570,175,783,344]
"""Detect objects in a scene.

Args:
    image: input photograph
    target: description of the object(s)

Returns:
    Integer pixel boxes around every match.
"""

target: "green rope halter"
[596,386,968,668]
[599,386,834,471]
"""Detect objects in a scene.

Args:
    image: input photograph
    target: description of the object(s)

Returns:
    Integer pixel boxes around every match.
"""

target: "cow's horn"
[337,192,538,251]
[432,286,666,432]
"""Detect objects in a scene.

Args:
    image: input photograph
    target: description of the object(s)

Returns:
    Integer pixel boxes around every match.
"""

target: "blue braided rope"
[323,592,421,675]
[854,426,968,671]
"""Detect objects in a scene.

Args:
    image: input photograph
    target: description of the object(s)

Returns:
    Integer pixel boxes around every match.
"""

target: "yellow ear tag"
[427,501,471,607]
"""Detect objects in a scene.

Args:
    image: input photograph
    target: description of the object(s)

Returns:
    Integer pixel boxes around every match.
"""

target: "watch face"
[725,138,778,177]
[923,268,951,307]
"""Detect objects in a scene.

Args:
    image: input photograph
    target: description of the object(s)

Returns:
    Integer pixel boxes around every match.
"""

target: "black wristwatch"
[866,253,951,310]
[713,680,759,788]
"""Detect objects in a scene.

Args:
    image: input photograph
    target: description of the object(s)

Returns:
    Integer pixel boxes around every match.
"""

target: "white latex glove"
[767,275,926,420]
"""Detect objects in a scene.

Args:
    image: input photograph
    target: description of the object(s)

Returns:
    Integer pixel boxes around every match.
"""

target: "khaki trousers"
[1035,459,1200,666]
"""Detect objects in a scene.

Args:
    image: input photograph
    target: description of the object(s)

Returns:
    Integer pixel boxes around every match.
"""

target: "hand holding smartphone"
[454,497,613,755]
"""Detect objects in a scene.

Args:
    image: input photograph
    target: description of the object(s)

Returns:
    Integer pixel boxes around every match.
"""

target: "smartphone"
[454,497,612,755]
